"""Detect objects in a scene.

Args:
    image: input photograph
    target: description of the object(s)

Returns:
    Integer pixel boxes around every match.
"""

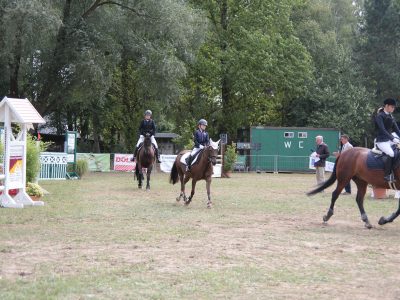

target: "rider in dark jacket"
[375,98,400,181]
[133,110,161,163]
[186,119,209,170]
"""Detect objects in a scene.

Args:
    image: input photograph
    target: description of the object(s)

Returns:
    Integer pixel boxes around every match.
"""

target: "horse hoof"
[323,215,328,222]
[176,197,180,202]
[365,223,373,229]
[378,217,387,226]
[207,203,212,209]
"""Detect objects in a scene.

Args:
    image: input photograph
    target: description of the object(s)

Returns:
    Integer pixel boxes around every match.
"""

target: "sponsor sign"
[114,154,135,172]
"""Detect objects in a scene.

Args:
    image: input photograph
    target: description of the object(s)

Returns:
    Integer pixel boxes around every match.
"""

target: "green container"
[250,126,340,172]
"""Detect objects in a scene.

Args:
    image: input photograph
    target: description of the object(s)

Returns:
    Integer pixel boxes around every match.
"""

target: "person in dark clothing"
[186,119,209,171]
[133,110,161,163]
[314,135,330,186]
[375,98,400,182]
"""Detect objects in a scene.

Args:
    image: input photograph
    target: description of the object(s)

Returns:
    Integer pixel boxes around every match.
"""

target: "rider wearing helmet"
[375,98,400,182]
[133,110,161,163]
[186,119,210,170]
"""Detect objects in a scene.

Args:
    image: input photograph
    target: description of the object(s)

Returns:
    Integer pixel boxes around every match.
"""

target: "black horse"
[135,134,155,190]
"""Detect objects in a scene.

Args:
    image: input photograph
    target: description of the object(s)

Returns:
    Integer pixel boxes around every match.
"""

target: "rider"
[186,119,209,170]
[375,98,400,182]
[133,110,161,163]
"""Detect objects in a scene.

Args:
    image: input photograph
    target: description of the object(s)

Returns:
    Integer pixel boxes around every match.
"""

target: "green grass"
[1,172,400,299]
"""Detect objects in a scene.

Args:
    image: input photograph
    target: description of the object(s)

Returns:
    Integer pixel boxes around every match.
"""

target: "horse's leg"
[137,163,142,189]
[352,178,372,229]
[323,174,351,222]
[206,177,212,208]
[176,168,185,202]
[146,165,152,190]
[185,179,197,205]
[379,197,400,225]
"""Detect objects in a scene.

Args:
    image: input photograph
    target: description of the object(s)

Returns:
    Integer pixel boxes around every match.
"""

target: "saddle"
[137,142,156,152]
[367,145,400,170]
[181,149,203,167]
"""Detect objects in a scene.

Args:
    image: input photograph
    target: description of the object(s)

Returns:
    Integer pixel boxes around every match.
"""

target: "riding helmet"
[383,98,396,106]
[144,110,152,116]
[198,119,208,126]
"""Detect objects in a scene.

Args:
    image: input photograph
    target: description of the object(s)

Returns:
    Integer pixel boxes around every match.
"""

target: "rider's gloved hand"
[393,137,400,144]
[199,145,204,149]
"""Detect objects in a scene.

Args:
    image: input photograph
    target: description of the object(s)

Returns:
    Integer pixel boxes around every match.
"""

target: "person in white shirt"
[339,134,353,194]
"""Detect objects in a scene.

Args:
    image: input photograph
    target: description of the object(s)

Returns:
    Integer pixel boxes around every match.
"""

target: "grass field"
[1,171,400,299]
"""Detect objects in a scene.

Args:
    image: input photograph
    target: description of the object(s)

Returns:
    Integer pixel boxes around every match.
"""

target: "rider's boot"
[132,146,139,162]
[155,148,161,163]
[186,155,192,171]
[383,155,395,182]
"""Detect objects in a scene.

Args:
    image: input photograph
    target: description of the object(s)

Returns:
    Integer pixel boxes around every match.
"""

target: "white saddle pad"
[180,152,201,166]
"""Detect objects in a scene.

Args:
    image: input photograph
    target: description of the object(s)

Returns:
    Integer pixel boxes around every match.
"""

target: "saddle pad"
[180,151,201,165]
[366,151,384,170]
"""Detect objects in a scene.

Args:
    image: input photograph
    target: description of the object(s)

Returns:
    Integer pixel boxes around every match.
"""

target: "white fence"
[234,155,336,173]
[39,152,67,180]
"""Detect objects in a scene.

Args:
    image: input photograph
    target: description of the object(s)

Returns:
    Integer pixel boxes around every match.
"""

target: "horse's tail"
[170,161,179,184]
[307,157,338,196]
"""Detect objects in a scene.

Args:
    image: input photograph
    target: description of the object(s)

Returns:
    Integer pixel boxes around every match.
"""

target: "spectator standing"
[314,135,330,186]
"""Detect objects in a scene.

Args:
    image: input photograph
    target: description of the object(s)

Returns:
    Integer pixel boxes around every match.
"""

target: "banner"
[77,153,110,172]
[160,155,177,173]
[114,153,135,172]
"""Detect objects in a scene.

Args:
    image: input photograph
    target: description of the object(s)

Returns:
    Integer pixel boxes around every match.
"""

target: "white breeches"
[376,141,394,157]
[136,135,158,148]
[191,147,202,156]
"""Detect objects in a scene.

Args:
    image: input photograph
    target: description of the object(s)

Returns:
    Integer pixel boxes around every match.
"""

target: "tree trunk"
[8,24,23,97]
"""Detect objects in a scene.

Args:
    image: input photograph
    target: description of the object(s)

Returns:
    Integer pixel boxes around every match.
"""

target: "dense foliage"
[0,0,397,149]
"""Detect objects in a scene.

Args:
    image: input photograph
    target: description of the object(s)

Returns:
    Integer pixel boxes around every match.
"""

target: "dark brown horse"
[169,139,220,208]
[135,134,155,190]
[308,146,400,228]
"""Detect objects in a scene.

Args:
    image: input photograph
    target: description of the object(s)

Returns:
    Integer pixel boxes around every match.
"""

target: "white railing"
[39,152,67,180]
[234,155,336,173]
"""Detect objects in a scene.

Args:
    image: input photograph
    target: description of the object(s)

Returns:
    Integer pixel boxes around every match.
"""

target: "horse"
[169,139,220,208]
[307,146,400,228]
[135,134,155,190]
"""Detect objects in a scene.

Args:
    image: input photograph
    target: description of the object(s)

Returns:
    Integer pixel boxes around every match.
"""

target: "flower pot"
[29,195,42,201]
[372,187,387,199]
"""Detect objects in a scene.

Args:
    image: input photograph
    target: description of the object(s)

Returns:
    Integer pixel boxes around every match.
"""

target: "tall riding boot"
[132,146,139,162]
[186,155,192,171]
[155,148,161,163]
[383,155,395,182]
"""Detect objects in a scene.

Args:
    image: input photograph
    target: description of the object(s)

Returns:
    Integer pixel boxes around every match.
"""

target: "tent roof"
[0,97,45,124]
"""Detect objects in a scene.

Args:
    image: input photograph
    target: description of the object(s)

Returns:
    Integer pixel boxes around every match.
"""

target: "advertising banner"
[114,154,135,171]
[77,153,110,172]
[9,143,24,188]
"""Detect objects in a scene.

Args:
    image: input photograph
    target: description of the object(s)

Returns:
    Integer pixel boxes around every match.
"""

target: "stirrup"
[384,174,396,182]
[371,147,382,155]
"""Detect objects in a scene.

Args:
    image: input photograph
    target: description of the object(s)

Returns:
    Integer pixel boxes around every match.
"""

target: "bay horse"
[135,134,155,190]
[169,139,220,208]
[307,146,400,228]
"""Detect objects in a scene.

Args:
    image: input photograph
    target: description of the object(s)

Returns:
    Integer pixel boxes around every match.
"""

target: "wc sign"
[284,141,304,149]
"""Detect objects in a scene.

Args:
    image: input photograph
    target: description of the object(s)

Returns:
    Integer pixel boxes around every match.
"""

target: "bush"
[76,159,89,178]
[223,144,237,172]
[26,182,44,197]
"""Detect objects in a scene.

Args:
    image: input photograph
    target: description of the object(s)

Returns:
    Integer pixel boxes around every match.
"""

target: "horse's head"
[206,139,220,165]
[143,133,152,147]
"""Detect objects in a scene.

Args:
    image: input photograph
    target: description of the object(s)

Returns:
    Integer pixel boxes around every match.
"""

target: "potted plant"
[223,144,237,177]
[26,182,44,201]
